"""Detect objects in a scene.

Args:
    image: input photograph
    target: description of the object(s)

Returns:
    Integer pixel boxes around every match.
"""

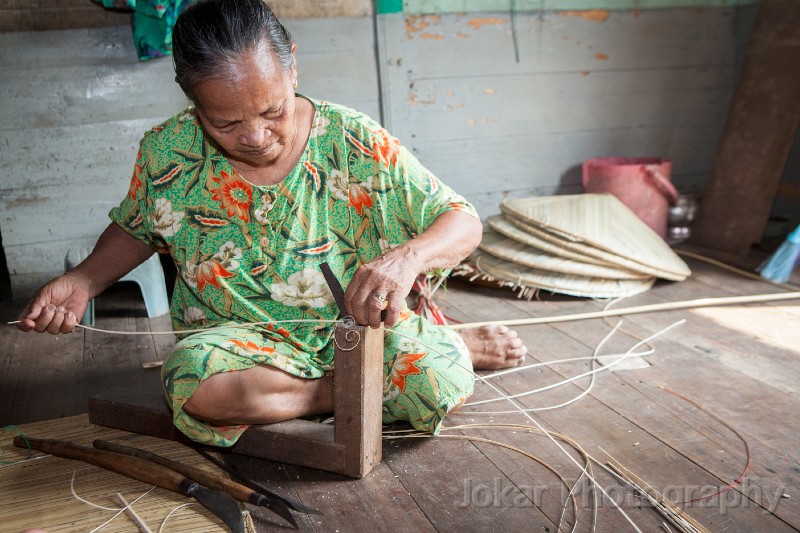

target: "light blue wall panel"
[378,7,757,217]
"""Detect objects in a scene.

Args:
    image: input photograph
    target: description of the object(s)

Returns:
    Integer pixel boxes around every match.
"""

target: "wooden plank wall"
[0,0,129,32]
[378,7,758,217]
[0,0,373,32]
[0,18,379,297]
[270,0,373,18]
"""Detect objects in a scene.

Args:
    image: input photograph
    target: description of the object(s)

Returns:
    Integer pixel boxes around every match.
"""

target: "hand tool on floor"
[195,448,322,516]
[94,439,308,528]
[13,436,245,533]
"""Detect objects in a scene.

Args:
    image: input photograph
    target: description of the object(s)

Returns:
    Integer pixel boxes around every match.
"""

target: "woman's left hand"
[344,245,421,329]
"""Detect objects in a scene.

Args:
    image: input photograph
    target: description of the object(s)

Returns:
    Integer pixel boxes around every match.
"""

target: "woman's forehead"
[193,52,292,116]
[223,47,287,87]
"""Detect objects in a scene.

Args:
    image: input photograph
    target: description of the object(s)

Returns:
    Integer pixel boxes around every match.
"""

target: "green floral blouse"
[110,96,478,360]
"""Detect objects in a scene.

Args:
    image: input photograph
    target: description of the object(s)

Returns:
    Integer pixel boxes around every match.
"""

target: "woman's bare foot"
[458,324,527,370]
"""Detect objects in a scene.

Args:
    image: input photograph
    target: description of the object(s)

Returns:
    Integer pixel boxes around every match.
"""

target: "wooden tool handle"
[14,436,190,495]
[93,440,254,504]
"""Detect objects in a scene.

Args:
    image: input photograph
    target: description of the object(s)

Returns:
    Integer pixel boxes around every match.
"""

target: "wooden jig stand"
[88,322,384,478]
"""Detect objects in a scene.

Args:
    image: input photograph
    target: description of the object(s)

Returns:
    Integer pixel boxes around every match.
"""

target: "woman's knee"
[182,371,244,424]
[423,361,474,404]
[436,366,475,403]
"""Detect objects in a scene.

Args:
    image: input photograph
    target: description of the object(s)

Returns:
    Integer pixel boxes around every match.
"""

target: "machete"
[94,439,306,528]
[196,448,322,515]
[14,436,245,533]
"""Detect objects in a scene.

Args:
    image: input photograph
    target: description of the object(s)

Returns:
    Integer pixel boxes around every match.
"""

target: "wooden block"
[89,323,384,478]
[333,320,384,477]
[88,389,186,443]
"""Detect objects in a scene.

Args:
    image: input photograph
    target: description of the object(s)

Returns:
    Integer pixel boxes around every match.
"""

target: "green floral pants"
[161,312,474,446]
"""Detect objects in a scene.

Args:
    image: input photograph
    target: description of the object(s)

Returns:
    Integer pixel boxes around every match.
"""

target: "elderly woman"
[17,0,525,446]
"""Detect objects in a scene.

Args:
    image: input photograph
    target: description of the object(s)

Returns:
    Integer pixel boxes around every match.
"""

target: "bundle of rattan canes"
[456,194,691,299]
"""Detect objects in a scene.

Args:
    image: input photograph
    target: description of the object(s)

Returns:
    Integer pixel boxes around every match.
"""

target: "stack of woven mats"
[460,194,691,299]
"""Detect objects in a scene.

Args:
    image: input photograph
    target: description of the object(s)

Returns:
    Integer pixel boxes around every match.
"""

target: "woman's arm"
[344,210,482,328]
[17,222,156,334]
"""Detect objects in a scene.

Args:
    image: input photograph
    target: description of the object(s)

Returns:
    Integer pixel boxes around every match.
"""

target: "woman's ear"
[291,42,298,77]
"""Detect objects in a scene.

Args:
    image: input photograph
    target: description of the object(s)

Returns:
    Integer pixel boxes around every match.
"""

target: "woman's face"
[193,45,298,170]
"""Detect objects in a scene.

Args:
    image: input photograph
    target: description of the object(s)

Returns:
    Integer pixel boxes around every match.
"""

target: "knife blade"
[196,448,322,515]
[14,436,245,533]
[94,439,301,528]
[320,261,348,318]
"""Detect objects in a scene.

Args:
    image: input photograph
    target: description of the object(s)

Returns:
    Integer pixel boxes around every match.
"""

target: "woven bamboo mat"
[471,249,656,298]
[487,215,614,267]
[0,415,233,532]
[479,229,650,280]
[500,214,681,280]
[500,194,691,281]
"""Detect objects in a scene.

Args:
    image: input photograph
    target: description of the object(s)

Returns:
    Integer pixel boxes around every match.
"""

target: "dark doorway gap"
[0,228,12,303]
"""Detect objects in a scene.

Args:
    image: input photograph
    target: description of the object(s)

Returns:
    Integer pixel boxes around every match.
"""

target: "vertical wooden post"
[691,0,800,255]
[333,322,384,478]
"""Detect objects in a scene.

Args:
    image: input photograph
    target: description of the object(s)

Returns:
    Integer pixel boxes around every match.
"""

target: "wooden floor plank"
[544,266,800,452]
[221,452,436,532]
[1,319,85,425]
[380,430,558,531]
[450,267,800,446]
[512,276,800,450]
[440,288,791,530]
[0,286,170,426]
[596,377,799,527]
[449,262,800,527]
[564,321,800,445]
[0,302,21,424]
[82,284,166,408]
[147,313,176,364]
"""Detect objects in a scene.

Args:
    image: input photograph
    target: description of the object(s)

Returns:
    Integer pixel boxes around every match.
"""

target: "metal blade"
[197,449,322,515]
[252,493,300,528]
[320,262,347,318]
[181,479,245,533]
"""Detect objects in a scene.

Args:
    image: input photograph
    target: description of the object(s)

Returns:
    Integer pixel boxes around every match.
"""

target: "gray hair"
[172,0,293,101]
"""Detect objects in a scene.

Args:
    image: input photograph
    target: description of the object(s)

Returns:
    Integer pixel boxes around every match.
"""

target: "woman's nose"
[238,122,268,147]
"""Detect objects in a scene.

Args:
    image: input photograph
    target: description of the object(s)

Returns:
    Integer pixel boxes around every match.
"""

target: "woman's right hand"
[16,273,93,334]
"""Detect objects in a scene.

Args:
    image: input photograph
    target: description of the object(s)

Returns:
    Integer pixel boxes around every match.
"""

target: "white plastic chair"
[64,248,170,326]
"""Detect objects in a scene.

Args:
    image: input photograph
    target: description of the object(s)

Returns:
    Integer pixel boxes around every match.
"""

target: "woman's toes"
[460,325,529,370]
[508,337,523,349]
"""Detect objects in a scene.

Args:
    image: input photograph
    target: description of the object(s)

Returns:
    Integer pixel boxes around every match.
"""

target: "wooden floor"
[1,256,799,532]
